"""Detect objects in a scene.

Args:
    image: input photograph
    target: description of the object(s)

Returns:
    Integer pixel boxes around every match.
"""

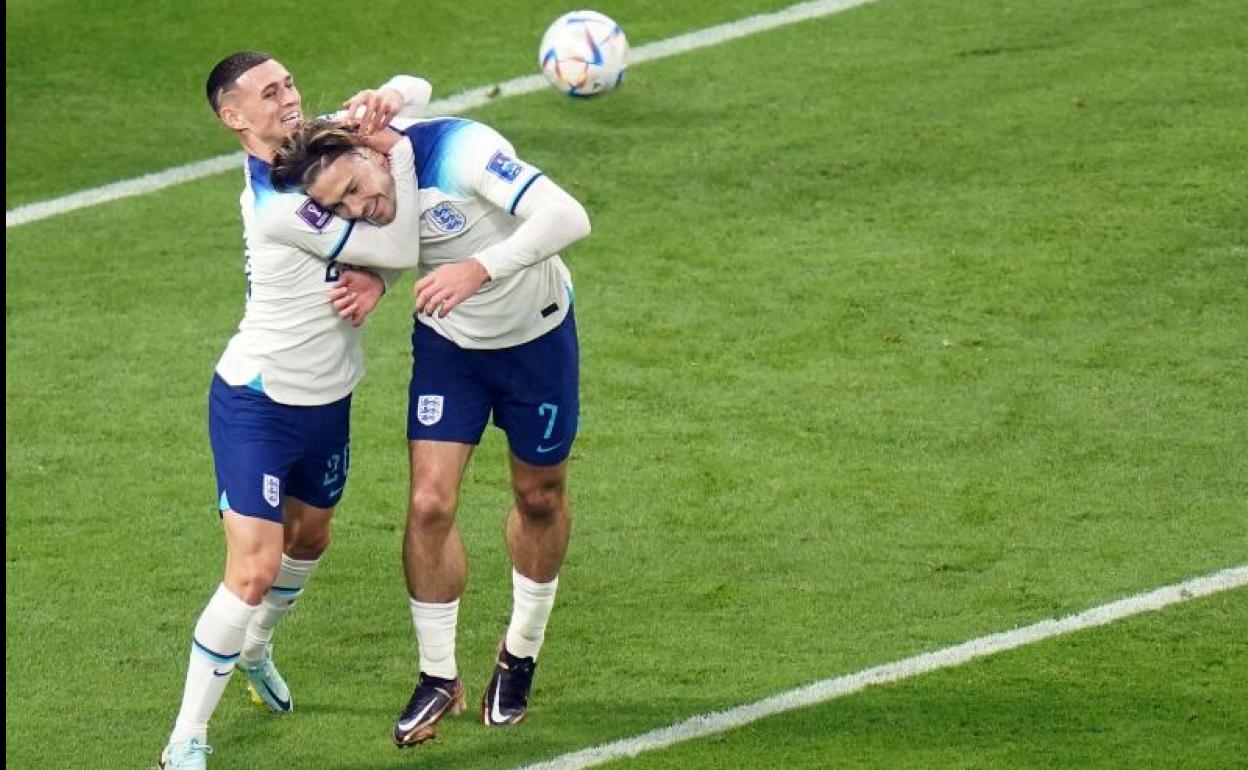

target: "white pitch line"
[6,0,880,230]
[510,565,1248,770]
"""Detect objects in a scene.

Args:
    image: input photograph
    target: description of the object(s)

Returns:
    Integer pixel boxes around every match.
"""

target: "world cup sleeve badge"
[486,151,524,182]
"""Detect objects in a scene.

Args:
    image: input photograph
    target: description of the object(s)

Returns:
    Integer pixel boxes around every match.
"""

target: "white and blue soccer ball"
[539,10,630,98]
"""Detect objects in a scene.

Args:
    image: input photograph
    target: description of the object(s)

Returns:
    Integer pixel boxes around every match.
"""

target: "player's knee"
[513,479,566,523]
[229,554,283,603]
[408,488,457,529]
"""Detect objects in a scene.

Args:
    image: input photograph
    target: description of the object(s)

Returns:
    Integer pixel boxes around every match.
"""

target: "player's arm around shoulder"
[255,196,401,326]
[340,75,433,135]
[253,191,348,254]
[472,173,591,283]
[256,187,418,270]
[517,175,592,239]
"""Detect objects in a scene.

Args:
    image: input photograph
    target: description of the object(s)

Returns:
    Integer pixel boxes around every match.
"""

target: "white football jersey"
[402,118,573,349]
[215,139,421,405]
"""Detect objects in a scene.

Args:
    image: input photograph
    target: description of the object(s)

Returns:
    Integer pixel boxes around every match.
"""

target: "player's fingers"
[437,290,459,318]
[415,285,437,314]
[357,94,382,134]
[342,94,366,127]
[374,104,395,134]
[364,97,380,134]
[370,99,392,134]
[431,288,455,316]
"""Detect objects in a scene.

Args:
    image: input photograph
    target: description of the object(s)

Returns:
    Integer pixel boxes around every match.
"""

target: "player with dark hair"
[158,53,429,770]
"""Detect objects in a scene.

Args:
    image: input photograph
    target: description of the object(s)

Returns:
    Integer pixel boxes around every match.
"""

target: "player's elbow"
[563,199,592,244]
[386,74,433,117]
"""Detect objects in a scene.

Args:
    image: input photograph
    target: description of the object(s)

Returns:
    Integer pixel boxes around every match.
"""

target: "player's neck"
[238,133,280,164]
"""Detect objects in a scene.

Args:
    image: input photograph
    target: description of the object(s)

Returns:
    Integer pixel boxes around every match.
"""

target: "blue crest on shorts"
[486,151,523,182]
[423,201,467,234]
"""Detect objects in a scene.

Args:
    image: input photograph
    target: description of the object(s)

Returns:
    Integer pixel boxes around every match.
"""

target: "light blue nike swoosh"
[535,442,564,454]
[328,487,343,498]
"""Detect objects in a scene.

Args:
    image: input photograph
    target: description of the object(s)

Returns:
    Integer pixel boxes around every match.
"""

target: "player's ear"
[360,146,389,169]
[219,103,247,132]
[359,147,386,169]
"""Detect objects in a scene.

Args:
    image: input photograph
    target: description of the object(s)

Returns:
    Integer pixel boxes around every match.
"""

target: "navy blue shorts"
[208,374,351,521]
[407,309,579,466]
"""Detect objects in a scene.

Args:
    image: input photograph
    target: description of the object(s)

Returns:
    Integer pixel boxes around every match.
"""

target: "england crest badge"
[416,395,444,426]
[423,202,467,234]
[262,473,281,507]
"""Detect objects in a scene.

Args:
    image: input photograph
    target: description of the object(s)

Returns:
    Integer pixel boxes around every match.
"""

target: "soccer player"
[271,116,590,745]
[158,52,429,770]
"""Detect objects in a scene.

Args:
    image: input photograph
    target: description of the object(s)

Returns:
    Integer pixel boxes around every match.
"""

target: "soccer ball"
[539,10,630,97]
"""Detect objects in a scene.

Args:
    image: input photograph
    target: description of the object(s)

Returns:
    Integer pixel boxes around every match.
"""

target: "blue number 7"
[538,403,558,440]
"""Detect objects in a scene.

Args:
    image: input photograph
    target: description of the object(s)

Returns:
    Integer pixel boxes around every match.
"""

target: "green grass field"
[6,0,1246,768]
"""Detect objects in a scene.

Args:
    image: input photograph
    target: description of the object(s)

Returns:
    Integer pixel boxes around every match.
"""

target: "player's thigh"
[282,497,335,558]
[407,320,492,445]
[492,312,579,467]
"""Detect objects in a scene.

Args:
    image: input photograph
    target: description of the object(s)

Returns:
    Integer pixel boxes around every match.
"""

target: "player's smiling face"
[306,149,397,226]
[228,59,303,149]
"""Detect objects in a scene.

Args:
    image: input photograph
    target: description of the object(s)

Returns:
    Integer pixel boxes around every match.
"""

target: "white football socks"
[169,584,258,745]
[241,554,319,663]
[505,569,559,661]
[411,598,460,680]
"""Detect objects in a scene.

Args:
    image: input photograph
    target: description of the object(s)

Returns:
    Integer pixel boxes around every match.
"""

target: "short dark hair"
[206,51,272,114]
[270,119,362,192]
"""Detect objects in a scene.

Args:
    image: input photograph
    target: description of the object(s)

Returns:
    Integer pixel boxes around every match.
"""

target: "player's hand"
[414,260,490,318]
[331,267,386,327]
[341,87,402,136]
